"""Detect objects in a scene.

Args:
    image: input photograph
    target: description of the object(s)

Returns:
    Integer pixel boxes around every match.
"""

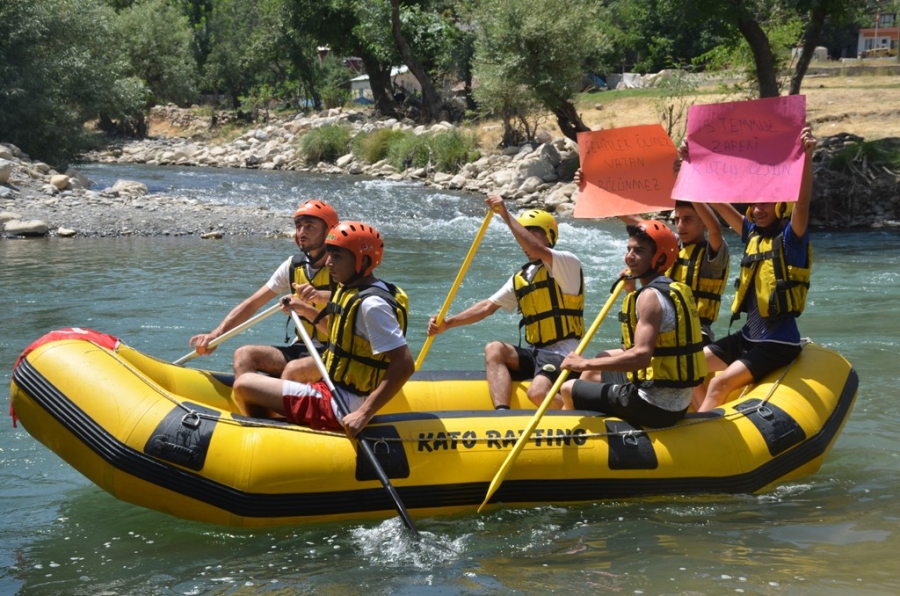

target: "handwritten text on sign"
[575,124,677,219]
[672,95,806,204]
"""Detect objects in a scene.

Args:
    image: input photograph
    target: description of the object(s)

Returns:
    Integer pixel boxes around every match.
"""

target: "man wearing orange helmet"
[189,199,338,379]
[692,127,817,412]
[427,195,585,409]
[233,221,414,437]
[558,220,706,428]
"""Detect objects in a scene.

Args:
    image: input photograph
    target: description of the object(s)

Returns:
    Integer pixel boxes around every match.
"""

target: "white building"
[348,66,421,102]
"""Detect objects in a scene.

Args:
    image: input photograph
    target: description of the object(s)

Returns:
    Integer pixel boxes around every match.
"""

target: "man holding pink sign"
[688,121,817,413]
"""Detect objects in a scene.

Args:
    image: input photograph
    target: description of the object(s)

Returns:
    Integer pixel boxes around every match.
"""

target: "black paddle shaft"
[330,385,419,534]
[283,300,418,534]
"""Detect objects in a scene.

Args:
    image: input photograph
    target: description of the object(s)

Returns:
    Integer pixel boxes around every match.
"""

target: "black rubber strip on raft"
[12,360,859,518]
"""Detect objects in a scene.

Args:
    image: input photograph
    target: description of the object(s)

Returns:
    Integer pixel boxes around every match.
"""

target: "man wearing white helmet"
[428,195,585,409]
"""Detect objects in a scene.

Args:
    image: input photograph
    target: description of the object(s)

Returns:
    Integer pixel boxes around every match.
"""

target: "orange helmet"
[634,219,679,272]
[326,221,384,276]
[293,199,338,231]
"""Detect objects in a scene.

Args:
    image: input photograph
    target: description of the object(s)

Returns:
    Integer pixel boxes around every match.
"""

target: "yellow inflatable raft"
[10,328,858,528]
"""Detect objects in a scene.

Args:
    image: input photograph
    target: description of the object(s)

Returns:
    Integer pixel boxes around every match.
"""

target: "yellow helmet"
[745,202,793,222]
[516,210,558,247]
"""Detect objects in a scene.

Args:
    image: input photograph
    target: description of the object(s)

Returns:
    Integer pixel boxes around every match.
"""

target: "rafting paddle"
[414,209,493,370]
[287,304,419,534]
[174,302,282,365]
[477,278,626,513]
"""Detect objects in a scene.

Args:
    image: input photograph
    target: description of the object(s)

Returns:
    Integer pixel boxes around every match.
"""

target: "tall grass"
[351,128,410,164]
[298,124,352,164]
[385,128,480,173]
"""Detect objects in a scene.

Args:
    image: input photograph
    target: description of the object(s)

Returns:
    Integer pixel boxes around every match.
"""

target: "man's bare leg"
[484,340,519,408]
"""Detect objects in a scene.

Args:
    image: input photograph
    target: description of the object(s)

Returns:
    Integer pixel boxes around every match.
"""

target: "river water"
[2,164,899,595]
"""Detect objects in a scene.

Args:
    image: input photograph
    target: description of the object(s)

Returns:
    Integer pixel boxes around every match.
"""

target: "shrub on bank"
[430,129,481,172]
[385,128,480,173]
[351,128,410,164]
[299,124,352,164]
[830,138,900,173]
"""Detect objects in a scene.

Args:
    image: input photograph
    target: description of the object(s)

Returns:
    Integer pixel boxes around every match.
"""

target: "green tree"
[474,0,614,141]
[788,0,871,95]
[287,0,402,116]
[686,0,871,97]
[0,0,147,165]
[472,59,545,147]
[114,0,198,105]
[605,0,729,73]
[388,0,447,122]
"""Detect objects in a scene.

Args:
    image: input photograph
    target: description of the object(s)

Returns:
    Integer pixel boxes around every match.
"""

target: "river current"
[2,164,899,595]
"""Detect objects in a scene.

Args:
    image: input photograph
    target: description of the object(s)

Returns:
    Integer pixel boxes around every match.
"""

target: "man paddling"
[188,199,338,379]
[576,152,729,345]
[559,220,706,427]
[427,195,585,409]
[233,221,414,437]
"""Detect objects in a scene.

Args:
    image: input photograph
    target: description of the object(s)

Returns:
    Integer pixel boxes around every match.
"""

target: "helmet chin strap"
[633,258,665,281]
[344,271,363,286]
[305,245,327,265]
[757,221,783,238]
[297,234,327,265]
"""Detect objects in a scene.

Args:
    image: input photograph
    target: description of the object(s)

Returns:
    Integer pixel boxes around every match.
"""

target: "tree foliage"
[1,0,885,165]
[473,0,615,141]
[114,0,198,105]
[0,0,147,165]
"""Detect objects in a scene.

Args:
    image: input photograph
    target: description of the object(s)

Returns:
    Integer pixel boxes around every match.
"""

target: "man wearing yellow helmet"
[189,199,338,379]
[427,195,585,409]
[693,127,817,412]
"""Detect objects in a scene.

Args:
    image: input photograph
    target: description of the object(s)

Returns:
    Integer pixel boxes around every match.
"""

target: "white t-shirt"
[488,248,583,355]
[281,282,407,417]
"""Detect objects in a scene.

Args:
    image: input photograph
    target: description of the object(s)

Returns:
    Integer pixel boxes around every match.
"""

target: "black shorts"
[570,374,687,428]
[273,342,323,363]
[509,345,579,383]
[707,332,802,382]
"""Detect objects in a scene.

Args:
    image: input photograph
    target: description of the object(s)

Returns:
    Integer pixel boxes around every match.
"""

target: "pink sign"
[575,124,678,219]
[672,95,806,203]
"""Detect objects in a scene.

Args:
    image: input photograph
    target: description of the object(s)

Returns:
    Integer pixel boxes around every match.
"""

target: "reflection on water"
[3,165,900,594]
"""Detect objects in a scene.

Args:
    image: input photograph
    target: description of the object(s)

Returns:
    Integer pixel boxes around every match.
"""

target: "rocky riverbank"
[2,105,899,238]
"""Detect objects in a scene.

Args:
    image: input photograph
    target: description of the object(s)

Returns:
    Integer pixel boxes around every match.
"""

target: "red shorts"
[282,380,343,431]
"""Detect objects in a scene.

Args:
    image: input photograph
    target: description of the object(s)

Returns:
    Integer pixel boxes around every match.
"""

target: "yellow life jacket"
[666,241,728,326]
[289,253,334,344]
[731,231,812,320]
[513,261,584,348]
[320,282,408,395]
[619,278,706,388]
